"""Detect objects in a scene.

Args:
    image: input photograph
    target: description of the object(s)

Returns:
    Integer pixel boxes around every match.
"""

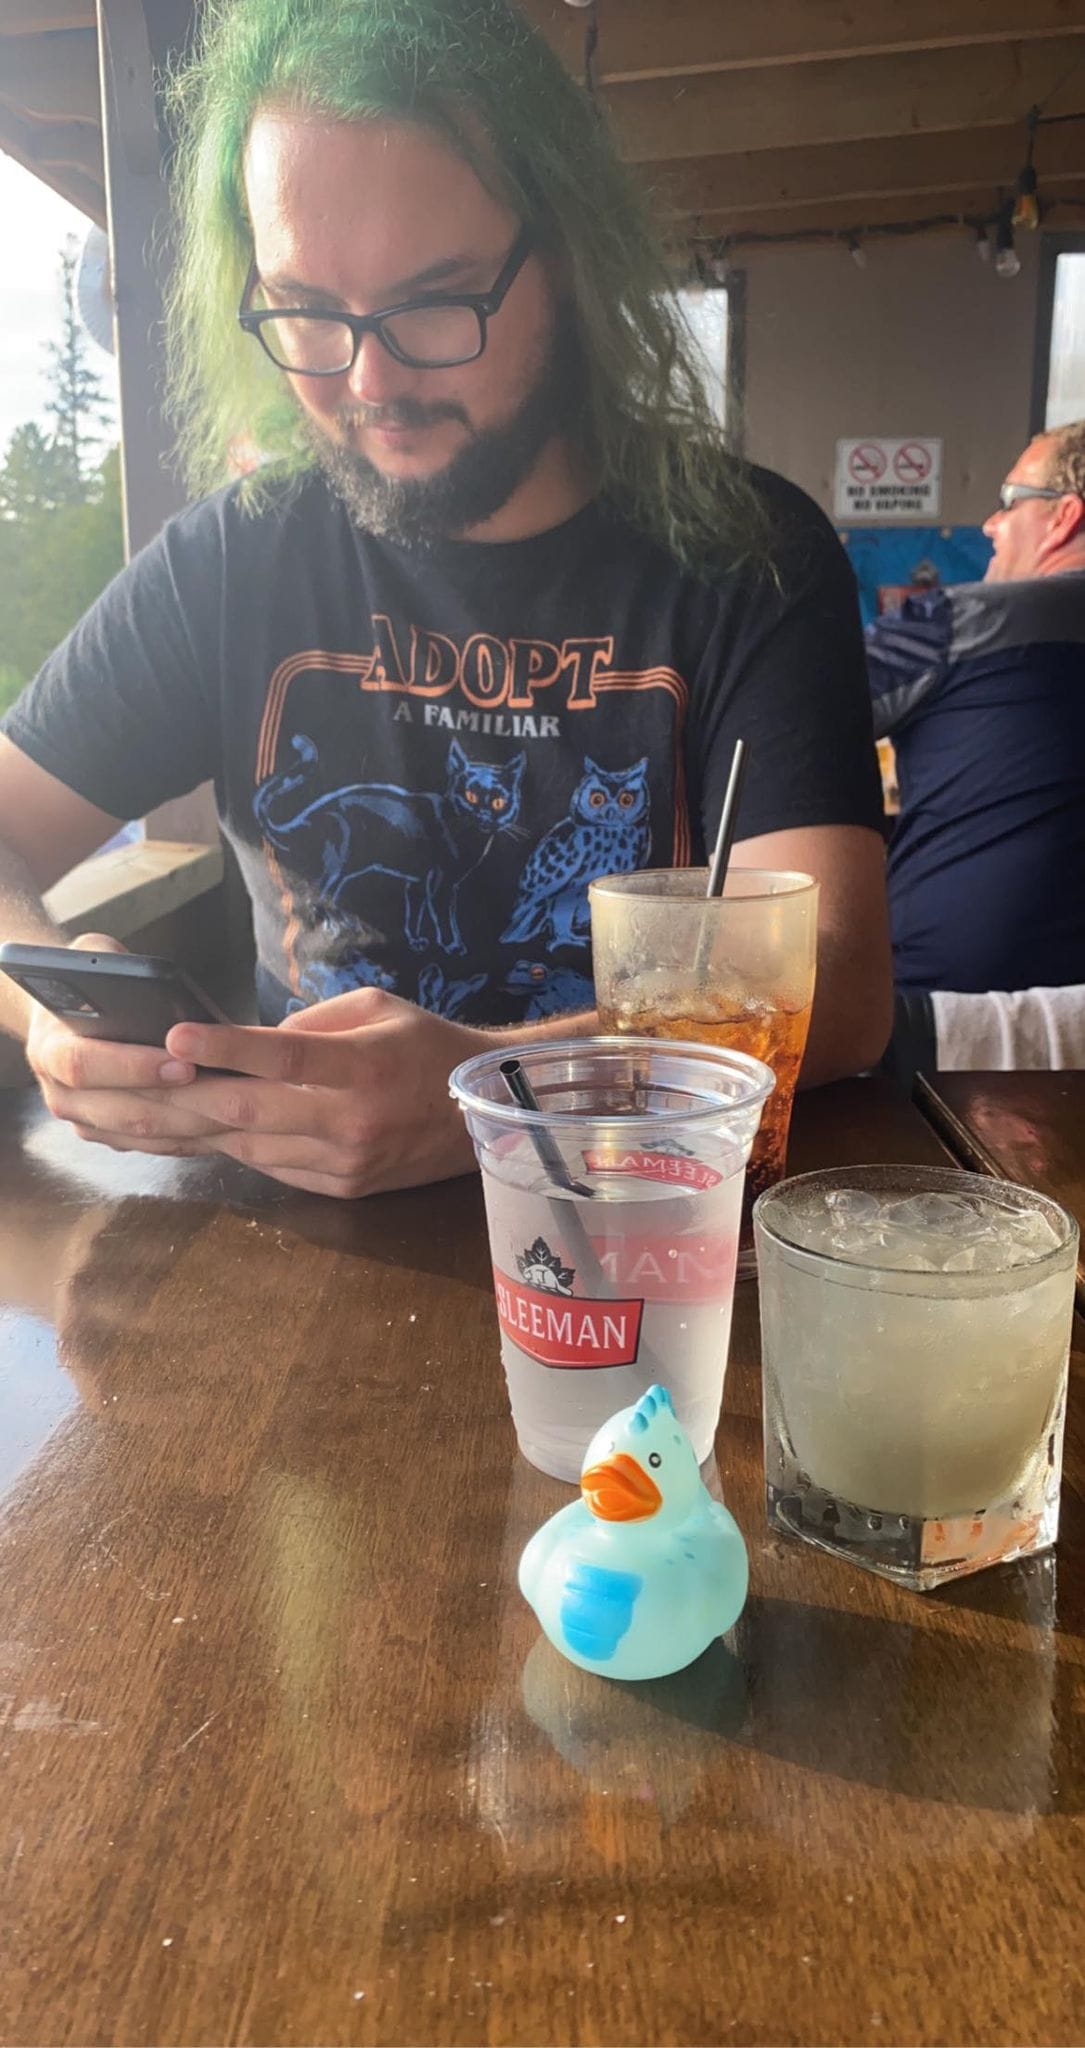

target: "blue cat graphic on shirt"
[297,946,396,1007]
[501,757,651,952]
[504,959,596,1020]
[254,734,526,956]
[417,962,489,1020]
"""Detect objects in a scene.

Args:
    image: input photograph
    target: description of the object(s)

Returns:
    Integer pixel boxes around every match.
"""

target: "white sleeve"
[931,986,1085,1070]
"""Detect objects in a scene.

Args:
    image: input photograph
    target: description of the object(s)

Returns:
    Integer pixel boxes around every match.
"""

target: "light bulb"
[994,210,1020,279]
[1012,165,1039,231]
[975,226,991,262]
[846,235,867,270]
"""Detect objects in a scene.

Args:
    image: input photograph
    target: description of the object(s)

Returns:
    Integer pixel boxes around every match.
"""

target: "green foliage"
[0,666,26,720]
[0,443,123,690]
[0,241,123,698]
[44,238,114,492]
[0,423,74,518]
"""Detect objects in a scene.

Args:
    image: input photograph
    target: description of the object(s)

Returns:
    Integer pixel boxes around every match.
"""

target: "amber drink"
[590,869,818,1271]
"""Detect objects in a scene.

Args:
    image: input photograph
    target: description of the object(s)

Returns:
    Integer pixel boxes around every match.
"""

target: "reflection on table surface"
[0,1080,1082,2048]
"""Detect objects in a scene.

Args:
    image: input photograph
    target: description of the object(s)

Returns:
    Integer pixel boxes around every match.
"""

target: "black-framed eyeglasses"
[998,481,1069,511]
[238,226,533,375]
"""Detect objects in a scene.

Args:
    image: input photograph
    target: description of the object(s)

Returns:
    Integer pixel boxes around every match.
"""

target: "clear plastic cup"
[450,1036,773,1480]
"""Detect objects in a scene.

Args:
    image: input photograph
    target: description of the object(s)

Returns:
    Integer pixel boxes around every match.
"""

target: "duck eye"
[648,1451,662,1468]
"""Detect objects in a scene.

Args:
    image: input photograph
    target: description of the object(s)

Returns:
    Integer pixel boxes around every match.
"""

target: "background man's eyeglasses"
[998,482,1070,512]
[238,226,532,375]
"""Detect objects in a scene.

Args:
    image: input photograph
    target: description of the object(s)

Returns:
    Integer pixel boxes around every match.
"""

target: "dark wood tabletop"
[0,1078,1083,2048]
[918,1070,1085,1311]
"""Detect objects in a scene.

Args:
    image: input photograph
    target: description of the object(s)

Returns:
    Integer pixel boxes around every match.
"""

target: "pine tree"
[0,423,69,519]
[43,236,113,499]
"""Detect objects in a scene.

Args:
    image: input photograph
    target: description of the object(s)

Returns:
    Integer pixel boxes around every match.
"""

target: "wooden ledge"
[44,838,224,941]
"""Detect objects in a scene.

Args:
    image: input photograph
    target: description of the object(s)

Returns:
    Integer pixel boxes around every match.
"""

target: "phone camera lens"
[27,974,101,1017]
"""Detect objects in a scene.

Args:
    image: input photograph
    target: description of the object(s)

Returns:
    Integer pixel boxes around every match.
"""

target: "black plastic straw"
[500,1058,595,1199]
[694,738,748,983]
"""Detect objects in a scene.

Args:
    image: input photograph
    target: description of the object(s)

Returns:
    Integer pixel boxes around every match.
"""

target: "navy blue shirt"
[867,573,1085,992]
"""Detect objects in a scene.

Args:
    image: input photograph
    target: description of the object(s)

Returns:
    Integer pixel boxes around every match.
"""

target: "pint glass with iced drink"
[450,1038,773,1480]
[755,1165,1078,1589]
[589,869,817,1273]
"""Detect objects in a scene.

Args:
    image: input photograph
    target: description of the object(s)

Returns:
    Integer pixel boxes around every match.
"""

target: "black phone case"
[0,946,226,1048]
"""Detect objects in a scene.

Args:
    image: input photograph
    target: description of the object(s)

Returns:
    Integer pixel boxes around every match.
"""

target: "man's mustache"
[337,398,470,432]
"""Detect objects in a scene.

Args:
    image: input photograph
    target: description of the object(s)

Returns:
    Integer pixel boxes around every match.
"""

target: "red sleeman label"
[583,1146,723,1190]
[493,1268,644,1370]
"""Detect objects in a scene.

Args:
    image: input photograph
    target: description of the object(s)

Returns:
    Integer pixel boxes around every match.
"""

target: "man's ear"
[1050,491,1085,551]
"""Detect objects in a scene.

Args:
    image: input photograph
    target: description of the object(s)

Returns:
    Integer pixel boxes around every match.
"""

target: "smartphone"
[0,942,230,1048]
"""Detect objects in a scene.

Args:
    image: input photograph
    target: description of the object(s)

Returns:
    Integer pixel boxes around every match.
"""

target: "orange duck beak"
[581,1453,662,1522]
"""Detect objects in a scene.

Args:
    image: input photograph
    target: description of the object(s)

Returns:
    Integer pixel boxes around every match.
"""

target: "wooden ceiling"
[2,0,1085,250]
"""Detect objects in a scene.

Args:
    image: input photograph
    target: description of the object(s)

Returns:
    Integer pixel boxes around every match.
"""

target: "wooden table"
[0,1080,1083,2048]
[918,1070,1085,1310]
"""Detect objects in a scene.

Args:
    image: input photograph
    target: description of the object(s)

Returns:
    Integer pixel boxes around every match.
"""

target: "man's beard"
[303,309,587,545]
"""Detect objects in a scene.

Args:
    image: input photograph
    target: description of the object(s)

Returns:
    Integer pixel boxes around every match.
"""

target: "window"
[1045,251,1085,427]
[675,284,731,429]
[1031,233,1085,431]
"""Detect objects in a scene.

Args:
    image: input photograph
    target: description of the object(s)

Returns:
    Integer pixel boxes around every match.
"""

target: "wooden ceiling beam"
[0,27,100,122]
[15,115,104,182]
[0,4,94,30]
[648,122,1085,223]
[0,106,105,222]
[604,35,1085,165]
[524,0,1085,85]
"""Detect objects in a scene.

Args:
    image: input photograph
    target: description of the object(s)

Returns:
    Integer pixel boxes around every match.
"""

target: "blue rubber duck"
[518,1385,748,1680]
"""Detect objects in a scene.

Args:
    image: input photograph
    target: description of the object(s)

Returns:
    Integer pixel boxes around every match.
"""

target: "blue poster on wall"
[840,525,991,626]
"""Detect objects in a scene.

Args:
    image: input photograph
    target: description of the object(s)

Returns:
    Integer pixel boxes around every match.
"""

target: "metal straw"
[694,737,748,982]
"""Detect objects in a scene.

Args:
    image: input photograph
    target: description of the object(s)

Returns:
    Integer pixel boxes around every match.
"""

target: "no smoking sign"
[834,436,942,521]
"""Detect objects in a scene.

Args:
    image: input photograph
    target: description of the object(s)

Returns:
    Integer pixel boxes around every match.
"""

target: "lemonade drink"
[755,1167,1078,1589]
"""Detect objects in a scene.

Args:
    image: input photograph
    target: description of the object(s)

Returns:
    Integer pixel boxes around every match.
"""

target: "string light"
[994,207,1021,280]
[845,234,867,269]
[1012,107,1041,230]
[562,0,599,100]
[975,223,991,262]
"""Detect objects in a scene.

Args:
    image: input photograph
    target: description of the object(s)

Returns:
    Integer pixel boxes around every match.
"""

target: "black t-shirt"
[3,468,881,1023]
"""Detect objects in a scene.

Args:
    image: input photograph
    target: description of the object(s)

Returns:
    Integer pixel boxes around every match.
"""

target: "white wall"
[739,231,1042,526]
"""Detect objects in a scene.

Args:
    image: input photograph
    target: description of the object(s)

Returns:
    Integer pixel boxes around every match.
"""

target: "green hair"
[165,0,768,575]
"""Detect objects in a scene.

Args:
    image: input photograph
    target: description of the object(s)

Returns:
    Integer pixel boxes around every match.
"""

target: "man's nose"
[345,329,416,408]
[982,508,1003,540]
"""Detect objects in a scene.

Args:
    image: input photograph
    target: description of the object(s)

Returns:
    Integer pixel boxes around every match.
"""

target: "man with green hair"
[0,0,891,1199]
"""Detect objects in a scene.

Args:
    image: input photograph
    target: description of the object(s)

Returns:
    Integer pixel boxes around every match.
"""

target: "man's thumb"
[68,931,129,956]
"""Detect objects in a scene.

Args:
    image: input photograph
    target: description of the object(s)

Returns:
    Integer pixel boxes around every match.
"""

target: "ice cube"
[777,1182,1065,1278]
[941,1246,980,1274]
[977,1205,1062,1270]
[868,1227,943,1272]
[887,1192,990,1238]
[824,1189,882,1225]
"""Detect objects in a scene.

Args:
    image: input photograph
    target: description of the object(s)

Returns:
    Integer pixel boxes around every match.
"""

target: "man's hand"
[164,988,486,1196]
[31,950,488,1198]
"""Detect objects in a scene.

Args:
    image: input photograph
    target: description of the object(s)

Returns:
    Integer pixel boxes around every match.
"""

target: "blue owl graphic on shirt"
[501,757,652,952]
